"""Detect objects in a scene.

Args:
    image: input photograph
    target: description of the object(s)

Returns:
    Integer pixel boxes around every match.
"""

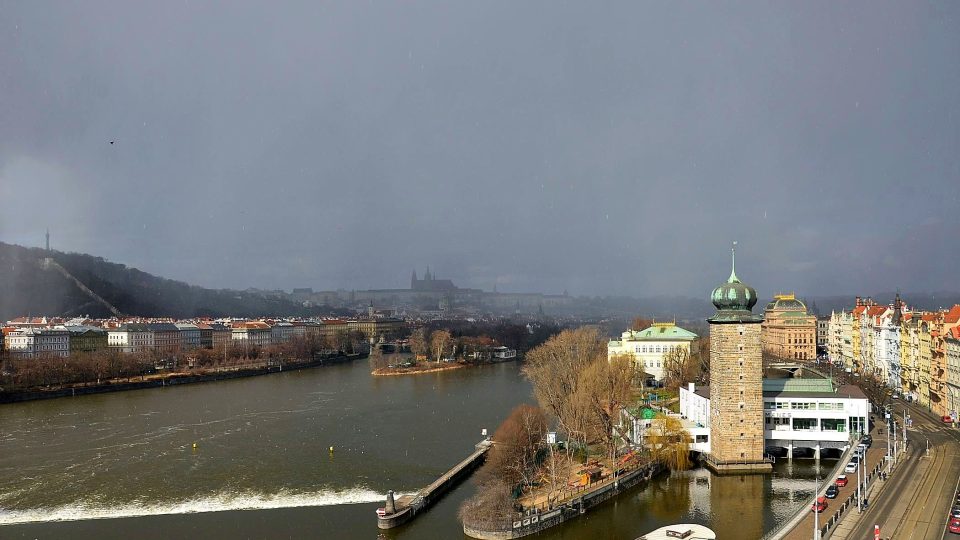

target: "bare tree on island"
[631,316,654,331]
[460,404,547,530]
[408,327,428,360]
[522,326,607,459]
[429,329,453,362]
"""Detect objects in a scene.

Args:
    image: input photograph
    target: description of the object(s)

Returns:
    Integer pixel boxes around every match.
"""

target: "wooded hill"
[0,242,335,320]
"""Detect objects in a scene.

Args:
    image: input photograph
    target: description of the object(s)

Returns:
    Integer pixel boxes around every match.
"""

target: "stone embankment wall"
[463,462,665,540]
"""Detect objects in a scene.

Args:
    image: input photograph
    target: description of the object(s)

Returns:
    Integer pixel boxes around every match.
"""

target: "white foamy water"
[0,487,386,526]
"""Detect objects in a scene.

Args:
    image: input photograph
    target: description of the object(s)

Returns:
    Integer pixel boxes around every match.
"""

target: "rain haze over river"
[1,361,831,539]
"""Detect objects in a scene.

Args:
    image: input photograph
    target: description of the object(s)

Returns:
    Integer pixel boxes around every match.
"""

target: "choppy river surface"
[0,359,831,539]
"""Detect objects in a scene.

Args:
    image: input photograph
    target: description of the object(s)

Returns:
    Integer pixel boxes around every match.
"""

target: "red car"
[835,475,849,487]
[812,497,828,513]
[948,517,960,534]
[943,415,955,424]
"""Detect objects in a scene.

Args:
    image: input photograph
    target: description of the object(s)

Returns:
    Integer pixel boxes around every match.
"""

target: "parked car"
[949,518,960,534]
[811,497,828,513]
[862,434,873,445]
[835,475,849,487]
[825,485,839,499]
[943,415,955,424]
[845,462,858,473]
[952,507,960,519]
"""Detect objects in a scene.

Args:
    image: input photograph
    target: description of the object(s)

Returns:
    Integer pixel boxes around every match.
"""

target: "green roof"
[624,325,699,341]
[762,378,835,394]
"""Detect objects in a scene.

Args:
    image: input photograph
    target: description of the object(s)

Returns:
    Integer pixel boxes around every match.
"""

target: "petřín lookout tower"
[704,243,773,473]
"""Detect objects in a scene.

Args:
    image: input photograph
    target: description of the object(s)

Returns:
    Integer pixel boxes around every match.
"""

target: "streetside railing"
[759,445,853,540]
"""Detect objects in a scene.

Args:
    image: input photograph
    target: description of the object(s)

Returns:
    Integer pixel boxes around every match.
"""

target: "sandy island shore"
[371,363,468,376]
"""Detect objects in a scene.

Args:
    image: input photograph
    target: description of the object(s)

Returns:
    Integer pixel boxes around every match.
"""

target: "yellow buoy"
[192,442,198,449]
[329,446,334,453]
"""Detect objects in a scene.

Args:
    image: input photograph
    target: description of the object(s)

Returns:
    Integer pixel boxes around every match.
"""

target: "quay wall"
[463,462,666,540]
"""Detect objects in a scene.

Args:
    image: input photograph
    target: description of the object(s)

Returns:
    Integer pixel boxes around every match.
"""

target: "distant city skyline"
[2,3,958,297]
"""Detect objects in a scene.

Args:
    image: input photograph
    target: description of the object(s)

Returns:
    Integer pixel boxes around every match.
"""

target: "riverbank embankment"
[463,461,666,539]
[0,352,366,404]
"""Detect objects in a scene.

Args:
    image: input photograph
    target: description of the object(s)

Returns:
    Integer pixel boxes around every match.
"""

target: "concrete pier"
[377,439,492,529]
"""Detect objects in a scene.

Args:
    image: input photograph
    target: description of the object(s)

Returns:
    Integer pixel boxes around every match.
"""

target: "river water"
[0,359,832,539]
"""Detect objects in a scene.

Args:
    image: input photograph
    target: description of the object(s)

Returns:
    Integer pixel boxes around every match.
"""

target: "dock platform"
[377,439,492,529]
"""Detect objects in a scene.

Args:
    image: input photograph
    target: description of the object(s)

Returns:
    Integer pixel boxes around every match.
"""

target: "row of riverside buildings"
[827,295,960,419]
[1,316,405,357]
[607,293,822,383]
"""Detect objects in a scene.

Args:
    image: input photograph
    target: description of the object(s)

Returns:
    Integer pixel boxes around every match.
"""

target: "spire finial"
[728,241,739,283]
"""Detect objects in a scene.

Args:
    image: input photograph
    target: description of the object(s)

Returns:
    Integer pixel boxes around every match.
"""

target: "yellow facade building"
[761,294,817,361]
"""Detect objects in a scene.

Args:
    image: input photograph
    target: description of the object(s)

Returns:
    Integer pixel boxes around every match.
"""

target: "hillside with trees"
[0,242,338,320]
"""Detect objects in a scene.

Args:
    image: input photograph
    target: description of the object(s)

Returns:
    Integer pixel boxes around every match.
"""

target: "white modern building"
[108,323,154,353]
[4,328,70,357]
[607,322,699,382]
[679,371,870,459]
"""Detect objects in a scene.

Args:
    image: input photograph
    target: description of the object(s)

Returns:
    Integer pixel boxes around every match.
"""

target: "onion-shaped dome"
[708,244,764,324]
[711,267,758,312]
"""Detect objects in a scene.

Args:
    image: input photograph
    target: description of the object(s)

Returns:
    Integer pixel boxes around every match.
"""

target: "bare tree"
[631,316,654,331]
[577,354,636,466]
[479,404,548,489]
[430,329,453,362]
[408,327,428,359]
[522,324,611,481]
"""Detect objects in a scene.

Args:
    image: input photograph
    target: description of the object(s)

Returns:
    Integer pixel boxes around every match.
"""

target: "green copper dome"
[707,244,763,324]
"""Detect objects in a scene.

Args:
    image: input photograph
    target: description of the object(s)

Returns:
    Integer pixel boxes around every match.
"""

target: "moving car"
[835,475,849,487]
[811,497,828,513]
[825,485,839,499]
[943,415,955,424]
[845,462,858,473]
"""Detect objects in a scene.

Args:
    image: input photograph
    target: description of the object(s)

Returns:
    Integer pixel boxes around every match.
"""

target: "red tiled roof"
[853,306,867,316]
[945,305,960,324]
[949,327,960,340]
[922,313,937,321]
[867,306,886,317]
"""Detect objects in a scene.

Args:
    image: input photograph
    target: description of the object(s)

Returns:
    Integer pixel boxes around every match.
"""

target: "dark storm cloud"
[1,2,958,298]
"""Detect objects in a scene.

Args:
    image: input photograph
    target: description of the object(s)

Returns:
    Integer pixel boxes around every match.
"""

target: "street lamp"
[857,454,863,514]
[813,474,820,540]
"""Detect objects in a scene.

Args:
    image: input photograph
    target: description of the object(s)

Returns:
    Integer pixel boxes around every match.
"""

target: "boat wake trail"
[0,487,385,526]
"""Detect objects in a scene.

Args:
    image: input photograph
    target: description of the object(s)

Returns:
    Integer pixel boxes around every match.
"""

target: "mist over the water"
[2,2,959,297]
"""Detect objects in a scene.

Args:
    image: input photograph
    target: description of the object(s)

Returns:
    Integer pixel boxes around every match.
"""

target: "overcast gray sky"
[1,2,958,298]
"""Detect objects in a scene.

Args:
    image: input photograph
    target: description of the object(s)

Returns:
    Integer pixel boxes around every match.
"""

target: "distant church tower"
[705,243,772,473]
[45,228,50,252]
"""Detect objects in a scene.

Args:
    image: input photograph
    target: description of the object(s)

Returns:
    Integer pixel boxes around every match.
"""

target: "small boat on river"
[636,524,716,540]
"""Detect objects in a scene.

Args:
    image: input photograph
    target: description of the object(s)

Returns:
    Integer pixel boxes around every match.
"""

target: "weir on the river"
[377,439,492,529]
